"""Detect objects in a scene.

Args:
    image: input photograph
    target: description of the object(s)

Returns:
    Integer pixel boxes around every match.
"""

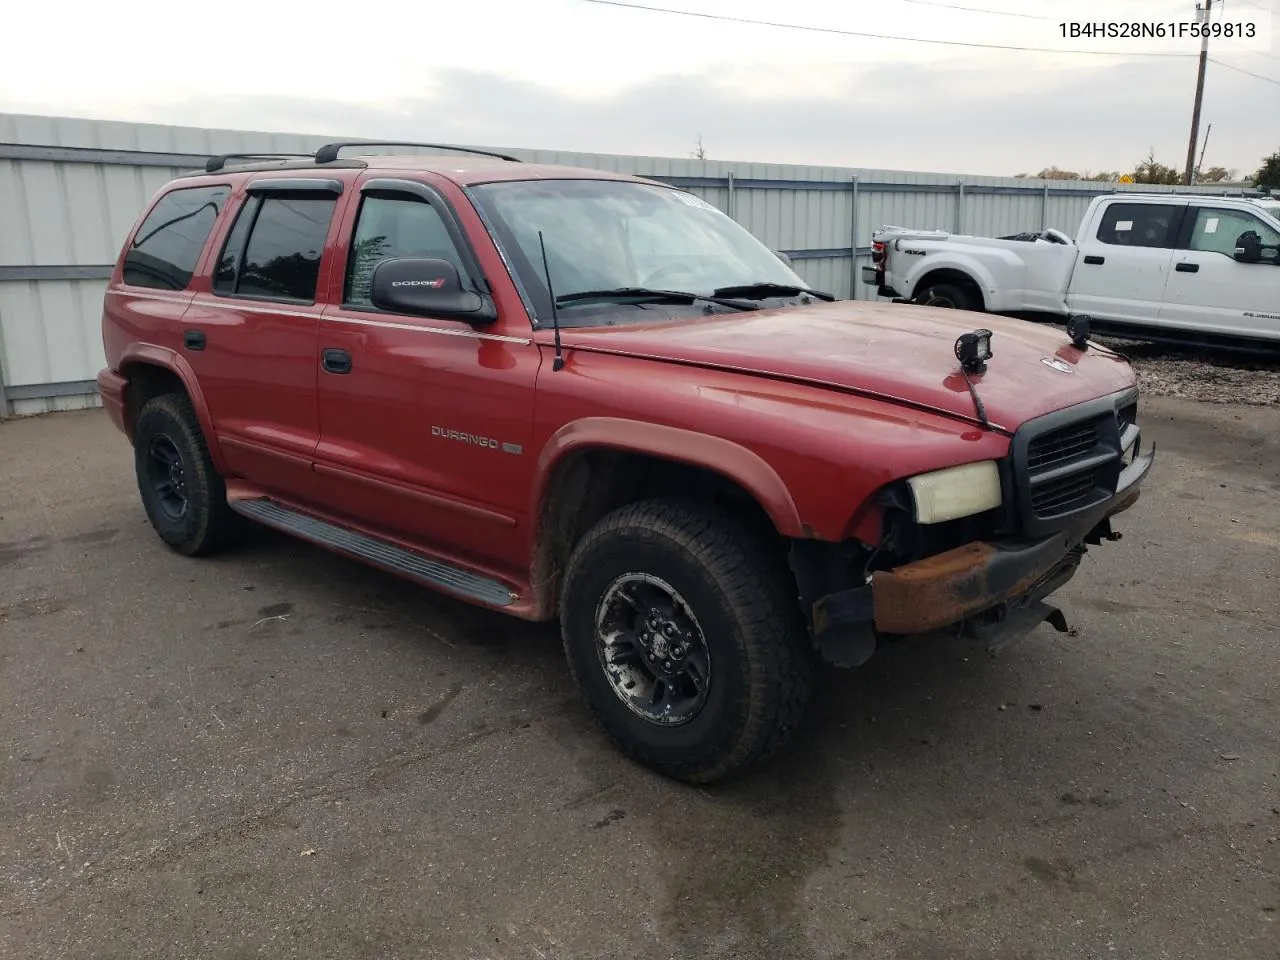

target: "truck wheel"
[559,499,813,783]
[916,282,974,311]
[133,392,244,556]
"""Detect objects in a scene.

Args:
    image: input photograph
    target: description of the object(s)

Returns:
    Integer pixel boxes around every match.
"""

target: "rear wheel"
[916,281,976,311]
[559,498,812,783]
[134,392,244,556]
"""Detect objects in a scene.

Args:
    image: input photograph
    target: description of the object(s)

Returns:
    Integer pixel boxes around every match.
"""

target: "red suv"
[97,142,1154,782]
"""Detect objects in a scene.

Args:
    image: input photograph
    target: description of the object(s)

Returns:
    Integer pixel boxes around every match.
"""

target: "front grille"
[1027,420,1101,470]
[1011,390,1138,537]
[1031,467,1104,515]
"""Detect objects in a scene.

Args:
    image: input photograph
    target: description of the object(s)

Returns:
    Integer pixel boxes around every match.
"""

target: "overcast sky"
[2,0,1277,178]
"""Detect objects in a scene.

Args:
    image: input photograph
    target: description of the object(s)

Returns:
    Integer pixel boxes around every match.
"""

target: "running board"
[230,497,517,608]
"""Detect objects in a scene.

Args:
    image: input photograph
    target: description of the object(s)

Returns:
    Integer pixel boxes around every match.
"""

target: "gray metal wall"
[0,112,1262,416]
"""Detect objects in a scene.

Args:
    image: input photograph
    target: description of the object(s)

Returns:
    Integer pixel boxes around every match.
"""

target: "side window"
[344,195,473,308]
[212,194,337,303]
[1186,208,1280,257]
[123,185,230,290]
[1095,203,1181,249]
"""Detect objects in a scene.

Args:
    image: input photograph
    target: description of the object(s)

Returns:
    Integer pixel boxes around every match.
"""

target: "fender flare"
[531,417,807,538]
[903,255,1006,310]
[119,343,229,474]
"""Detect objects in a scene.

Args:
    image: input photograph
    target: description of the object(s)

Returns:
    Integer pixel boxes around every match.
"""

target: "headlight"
[906,460,1002,524]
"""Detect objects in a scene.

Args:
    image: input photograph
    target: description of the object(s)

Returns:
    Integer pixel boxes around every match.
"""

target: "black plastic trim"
[206,153,314,172]
[246,177,343,195]
[1009,387,1140,538]
[315,141,521,164]
[229,498,516,607]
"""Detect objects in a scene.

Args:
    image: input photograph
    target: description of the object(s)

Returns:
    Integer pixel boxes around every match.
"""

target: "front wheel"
[559,499,813,783]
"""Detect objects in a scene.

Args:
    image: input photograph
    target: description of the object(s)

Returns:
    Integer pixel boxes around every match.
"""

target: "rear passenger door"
[1067,200,1186,325]
[180,178,347,497]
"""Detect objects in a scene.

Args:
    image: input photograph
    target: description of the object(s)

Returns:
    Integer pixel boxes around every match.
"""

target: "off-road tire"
[134,392,244,556]
[916,281,975,311]
[560,498,813,783]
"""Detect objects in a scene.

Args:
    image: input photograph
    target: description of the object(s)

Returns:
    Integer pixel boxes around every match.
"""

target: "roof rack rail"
[205,153,317,173]
[313,141,521,164]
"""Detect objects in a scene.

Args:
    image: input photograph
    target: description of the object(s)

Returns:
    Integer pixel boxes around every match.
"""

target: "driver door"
[1159,205,1280,339]
[310,175,542,572]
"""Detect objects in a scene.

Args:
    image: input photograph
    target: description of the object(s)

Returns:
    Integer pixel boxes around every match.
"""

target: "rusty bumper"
[872,483,1143,636]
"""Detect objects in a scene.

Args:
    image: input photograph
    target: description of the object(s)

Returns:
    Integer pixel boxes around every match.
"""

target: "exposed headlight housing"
[906,460,1003,524]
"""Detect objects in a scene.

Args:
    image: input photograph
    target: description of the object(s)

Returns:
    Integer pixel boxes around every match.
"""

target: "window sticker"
[1202,217,1219,234]
[1115,220,1133,231]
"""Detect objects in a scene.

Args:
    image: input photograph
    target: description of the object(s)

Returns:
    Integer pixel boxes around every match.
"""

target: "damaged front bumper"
[811,440,1154,667]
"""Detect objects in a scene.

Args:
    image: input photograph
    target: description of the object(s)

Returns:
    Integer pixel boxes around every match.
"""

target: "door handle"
[1083,255,1105,265]
[183,330,206,351]
[322,348,352,374]
[1175,262,1199,273]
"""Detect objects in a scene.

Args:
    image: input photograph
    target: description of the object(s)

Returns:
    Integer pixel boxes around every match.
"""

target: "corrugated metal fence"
[0,112,1263,417]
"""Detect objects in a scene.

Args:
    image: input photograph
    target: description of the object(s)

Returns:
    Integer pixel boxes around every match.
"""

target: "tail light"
[872,240,886,265]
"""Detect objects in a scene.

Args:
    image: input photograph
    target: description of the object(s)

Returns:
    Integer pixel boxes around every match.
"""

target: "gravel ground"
[1095,338,1280,406]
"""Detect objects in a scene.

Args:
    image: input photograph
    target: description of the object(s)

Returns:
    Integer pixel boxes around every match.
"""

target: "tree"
[1013,167,1121,182]
[690,134,707,160]
[1256,151,1280,192]
[1194,166,1236,183]
[1130,149,1181,185]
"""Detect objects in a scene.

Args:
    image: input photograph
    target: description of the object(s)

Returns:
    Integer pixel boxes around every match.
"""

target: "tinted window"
[212,198,255,294]
[1096,203,1181,248]
[123,186,229,290]
[344,195,473,307]
[212,195,336,302]
[1187,207,1280,256]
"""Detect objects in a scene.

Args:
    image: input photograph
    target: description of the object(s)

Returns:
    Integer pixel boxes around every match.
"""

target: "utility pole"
[1183,0,1213,186]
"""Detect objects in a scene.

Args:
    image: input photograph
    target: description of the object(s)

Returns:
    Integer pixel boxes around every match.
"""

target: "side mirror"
[1234,231,1263,264]
[370,257,496,322]
[773,249,792,267]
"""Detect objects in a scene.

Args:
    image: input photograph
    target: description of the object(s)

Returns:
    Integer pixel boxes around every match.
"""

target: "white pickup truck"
[865,193,1280,347]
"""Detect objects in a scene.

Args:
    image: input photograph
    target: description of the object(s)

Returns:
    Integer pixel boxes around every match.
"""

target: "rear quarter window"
[123,185,230,290]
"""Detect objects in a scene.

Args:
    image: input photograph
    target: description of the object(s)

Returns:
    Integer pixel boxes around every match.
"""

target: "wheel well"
[121,361,187,439]
[914,269,986,311]
[530,449,787,620]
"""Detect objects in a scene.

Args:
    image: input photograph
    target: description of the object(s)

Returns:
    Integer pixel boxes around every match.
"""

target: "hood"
[557,300,1138,431]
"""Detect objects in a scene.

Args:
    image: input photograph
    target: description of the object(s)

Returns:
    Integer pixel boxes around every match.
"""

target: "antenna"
[537,231,565,372]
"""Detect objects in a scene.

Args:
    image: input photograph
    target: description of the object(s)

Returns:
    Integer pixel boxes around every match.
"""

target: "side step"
[230,498,517,608]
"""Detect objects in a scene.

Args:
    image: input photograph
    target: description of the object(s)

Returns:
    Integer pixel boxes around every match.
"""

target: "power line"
[583,0,1280,84]
[894,0,1051,20]
[582,0,1194,57]
[1209,55,1280,83]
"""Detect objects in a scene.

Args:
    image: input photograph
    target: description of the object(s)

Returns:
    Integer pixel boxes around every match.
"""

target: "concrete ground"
[1,397,1278,960]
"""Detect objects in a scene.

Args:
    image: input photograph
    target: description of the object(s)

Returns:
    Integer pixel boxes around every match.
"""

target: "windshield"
[467,178,814,324]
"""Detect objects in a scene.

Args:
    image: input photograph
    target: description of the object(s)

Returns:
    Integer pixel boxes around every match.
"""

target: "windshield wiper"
[712,282,836,302]
[555,287,758,312]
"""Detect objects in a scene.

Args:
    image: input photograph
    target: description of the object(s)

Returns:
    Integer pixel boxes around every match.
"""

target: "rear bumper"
[814,443,1153,649]
[860,264,899,299]
[96,368,128,436]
